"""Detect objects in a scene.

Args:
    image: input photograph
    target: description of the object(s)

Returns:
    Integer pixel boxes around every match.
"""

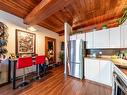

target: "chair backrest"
[16,57,33,69]
[35,55,45,65]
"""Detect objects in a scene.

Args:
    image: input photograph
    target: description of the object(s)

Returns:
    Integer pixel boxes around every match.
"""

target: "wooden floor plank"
[0,65,112,95]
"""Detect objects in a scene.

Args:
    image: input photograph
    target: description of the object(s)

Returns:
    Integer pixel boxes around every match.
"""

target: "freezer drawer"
[68,62,83,79]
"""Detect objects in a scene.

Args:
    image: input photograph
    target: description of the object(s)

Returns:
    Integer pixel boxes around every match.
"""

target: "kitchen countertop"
[85,56,110,61]
[119,68,127,75]
[85,56,127,76]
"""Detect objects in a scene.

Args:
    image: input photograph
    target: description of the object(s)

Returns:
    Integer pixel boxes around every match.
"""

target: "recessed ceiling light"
[28,26,37,31]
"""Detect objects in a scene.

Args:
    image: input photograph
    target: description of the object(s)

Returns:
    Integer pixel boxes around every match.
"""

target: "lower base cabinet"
[99,60,112,86]
[85,59,100,82]
[85,58,112,86]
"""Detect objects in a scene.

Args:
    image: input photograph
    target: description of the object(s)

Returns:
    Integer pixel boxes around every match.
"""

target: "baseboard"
[0,82,9,87]
[85,79,112,89]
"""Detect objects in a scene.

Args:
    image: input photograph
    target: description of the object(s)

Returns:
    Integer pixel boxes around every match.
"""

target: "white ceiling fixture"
[27,26,37,32]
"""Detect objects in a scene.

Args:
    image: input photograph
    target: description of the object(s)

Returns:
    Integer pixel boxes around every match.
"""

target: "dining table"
[8,57,36,89]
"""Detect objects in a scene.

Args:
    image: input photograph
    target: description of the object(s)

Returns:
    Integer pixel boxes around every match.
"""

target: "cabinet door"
[121,25,127,48]
[76,33,85,41]
[70,34,77,40]
[124,26,127,48]
[86,32,93,49]
[109,27,121,48]
[99,60,112,86]
[94,29,109,48]
[85,59,100,82]
[121,25,125,48]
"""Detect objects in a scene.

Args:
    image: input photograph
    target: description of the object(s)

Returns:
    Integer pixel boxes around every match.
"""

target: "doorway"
[45,36,56,63]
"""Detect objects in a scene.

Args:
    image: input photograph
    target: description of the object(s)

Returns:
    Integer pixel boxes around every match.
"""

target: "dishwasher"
[113,71,127,95]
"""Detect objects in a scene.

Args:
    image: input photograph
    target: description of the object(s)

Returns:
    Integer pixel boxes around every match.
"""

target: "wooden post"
[64,22,72,75]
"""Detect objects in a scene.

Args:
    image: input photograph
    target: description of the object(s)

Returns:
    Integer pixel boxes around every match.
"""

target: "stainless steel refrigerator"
[68,39,85,79]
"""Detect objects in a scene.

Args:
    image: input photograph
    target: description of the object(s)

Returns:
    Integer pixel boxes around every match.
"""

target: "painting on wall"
[16,29,36,54]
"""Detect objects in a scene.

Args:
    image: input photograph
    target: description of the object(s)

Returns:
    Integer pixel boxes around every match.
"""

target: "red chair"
[16,57,33,87]
[34,55,45,79]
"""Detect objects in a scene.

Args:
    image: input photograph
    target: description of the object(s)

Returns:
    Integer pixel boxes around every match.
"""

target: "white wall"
[0,10,61,62]
[59,35,64,42]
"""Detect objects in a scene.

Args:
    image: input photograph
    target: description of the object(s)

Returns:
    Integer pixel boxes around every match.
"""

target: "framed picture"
[16,29,36,54]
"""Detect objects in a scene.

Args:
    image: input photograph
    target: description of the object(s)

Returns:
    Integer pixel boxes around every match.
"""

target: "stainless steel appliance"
[68,40,85,79]
[112,66,127,95]
[0,59,9,85]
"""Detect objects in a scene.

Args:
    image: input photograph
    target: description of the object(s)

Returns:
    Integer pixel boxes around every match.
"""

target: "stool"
[16,57,33,88]
[34,55,45,79]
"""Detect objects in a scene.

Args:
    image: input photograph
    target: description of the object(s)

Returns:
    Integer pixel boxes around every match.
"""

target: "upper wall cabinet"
[73,26,123,49]
[76,33,86,41]
[121,25,127,48]
[109,27,121,48]
[70,34,77,40]
[94,29,109,48]
[86,32,94,49]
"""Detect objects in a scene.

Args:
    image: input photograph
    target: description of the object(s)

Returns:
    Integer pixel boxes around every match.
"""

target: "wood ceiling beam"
[58,18,119,36]
[24,0,73,25]
[72,12,123,30]
[75,19,119,32]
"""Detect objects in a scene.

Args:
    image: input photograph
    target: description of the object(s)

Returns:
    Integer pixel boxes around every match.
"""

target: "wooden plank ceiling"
[0,0,127,35]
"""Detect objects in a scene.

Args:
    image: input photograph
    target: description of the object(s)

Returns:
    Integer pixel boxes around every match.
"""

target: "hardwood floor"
[0,65,112,95]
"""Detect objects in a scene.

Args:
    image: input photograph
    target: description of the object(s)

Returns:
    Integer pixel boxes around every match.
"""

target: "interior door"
[45,37,56,63]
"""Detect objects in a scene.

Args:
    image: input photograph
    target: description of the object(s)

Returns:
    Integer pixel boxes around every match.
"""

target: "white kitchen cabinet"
[86,32,94,49]
[109,27,121,48]
[121,25,124,48]
[123,26,127,48]
[85,58,100,82]
[94,29,109,48]
[85,58,112,86]
[99,60,112,86]
[121,25,127,48]
[76,33,85,41]
[70,34,77,40]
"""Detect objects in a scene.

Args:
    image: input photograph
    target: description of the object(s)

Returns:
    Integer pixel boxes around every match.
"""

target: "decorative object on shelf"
[69,31,75,35]
[16,29,36,54]
[0,22,8,59]
[9,53,16,59]
[102,24,107,29]
[69,31,82,36]
[93,27,96,31]
[117,8,127,25]
[15,53,19,58]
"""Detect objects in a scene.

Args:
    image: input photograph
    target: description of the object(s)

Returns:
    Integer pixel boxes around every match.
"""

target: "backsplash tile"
[86,48,126,56]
